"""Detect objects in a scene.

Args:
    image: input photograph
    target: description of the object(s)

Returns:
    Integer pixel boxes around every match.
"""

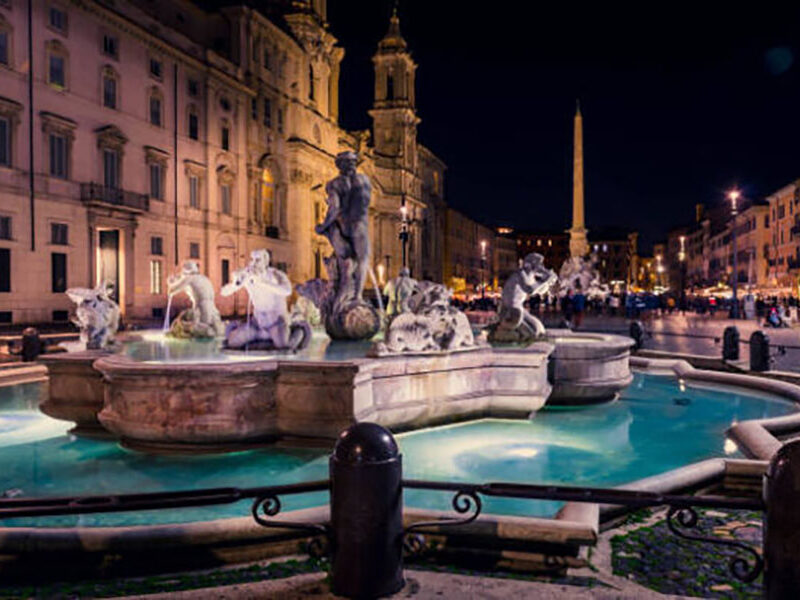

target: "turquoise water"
[0,373,793,527]
[121,331,377,364]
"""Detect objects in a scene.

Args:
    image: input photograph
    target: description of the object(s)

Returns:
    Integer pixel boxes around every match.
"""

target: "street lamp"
[729,189,740,319]
[399,204,409,271]
[678,236,687,310]
[480,240,487,300]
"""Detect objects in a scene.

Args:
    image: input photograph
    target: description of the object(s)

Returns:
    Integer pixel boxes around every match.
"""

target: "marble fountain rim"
[3,361,799,577]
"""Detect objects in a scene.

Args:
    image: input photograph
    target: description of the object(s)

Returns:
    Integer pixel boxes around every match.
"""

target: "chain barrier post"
[750,330,770,372]
[722,325,740,361]
[764,439,800,598]
[330,422,404,598]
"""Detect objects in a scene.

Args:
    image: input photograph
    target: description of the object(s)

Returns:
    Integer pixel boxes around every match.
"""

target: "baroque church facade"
[0,0,446,323]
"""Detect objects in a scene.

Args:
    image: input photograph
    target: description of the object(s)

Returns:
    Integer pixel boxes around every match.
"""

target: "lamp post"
[480,240,487,300]
[729,189,740,319]
[399,204,409,272]
[678,236,687,311]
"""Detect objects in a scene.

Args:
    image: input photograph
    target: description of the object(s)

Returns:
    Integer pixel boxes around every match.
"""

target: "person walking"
[561,290,575,327]
[572,284,587,328]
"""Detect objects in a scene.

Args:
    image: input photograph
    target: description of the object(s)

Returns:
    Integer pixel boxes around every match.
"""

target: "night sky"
[326,1,800,253]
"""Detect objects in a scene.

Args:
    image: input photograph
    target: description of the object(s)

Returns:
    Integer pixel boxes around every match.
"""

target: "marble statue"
[383,268,417,319]
[371,282,480,356]
[221,249,311,351]
[166,261,226,339]
[314,151,380,340]
[558,253,610,299]
[66,280,120,350]
[489,253,557,343]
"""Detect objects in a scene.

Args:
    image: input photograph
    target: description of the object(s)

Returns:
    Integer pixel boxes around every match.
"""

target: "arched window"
[148,87,163,127]
[308,64,315,100]
[261,168,275,226]
[101,66,118,109]
[46,40,69,89]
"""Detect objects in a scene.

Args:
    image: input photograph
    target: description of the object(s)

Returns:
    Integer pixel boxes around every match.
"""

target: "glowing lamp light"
[508,447,539,459]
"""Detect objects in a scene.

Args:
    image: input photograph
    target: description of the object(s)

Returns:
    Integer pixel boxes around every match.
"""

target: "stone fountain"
[488,252,633,405]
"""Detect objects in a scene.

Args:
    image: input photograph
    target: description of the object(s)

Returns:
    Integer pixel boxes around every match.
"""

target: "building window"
[263,98,271,127]
[51,222,68,245]
[149,57,162,79]
[308,64,314,100]
[387,74,394,100]
[0,116,9,166]
[277,108,283,133]
[220,184,232,215]
[51,252,67,293]
[0,216,10,240]
[48,50,66,88]
[188,111,198,140]
[251,98,257,121]
[102,34,118,59]
[221,259,230,286]
[221,125,229,151]
[187,78,199,97]
[48,133,68,179]
[103,148,120,188]
[189,242,200,259]
[149,91,162,127]
[263,47,270,69]
[0,26,9,67]
[150,236,163,255]
[102,68,117,109]
[49,6,68,34]
[260,168,275,226]
[149,260,162,294]
[189,175,199,208]
[0,248,8,292]
[149,163,163,199]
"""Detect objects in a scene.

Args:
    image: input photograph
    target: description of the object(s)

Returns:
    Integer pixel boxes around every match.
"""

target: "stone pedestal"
[39,351,110,436]
[546,330,634,405]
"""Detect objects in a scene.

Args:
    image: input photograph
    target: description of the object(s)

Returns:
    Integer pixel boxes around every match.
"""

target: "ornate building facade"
[0,0,445,323]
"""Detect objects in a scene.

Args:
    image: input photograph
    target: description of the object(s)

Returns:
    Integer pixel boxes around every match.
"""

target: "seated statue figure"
[489,253,557,343]
[66,280,121,350]
[383,268,417,319]
[221,249,311,351]
[166,261,225,339]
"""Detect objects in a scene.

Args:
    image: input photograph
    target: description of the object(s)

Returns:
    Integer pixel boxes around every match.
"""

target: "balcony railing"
[80,183,149,212]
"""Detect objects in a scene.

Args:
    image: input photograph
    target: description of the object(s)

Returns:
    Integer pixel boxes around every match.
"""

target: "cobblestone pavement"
[541,311,800,372]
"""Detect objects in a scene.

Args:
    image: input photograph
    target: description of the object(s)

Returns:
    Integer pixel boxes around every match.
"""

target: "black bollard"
[722,325,740,361]
[21,327,43,362]
[330,422,404,599]
[750,331,770,372]
[629,320,644,351]
[764,439,800,598]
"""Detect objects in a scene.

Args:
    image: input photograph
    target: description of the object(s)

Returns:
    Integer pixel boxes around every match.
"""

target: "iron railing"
[80,183,149,212]
[0,478,766,585]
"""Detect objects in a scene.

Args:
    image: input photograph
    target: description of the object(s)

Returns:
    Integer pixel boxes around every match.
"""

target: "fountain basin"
[546,330,635,405]
[39,351,110,436]
[93,343,554,451]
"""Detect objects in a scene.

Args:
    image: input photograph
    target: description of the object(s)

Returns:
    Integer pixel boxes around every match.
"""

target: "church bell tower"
[369,6,419,170]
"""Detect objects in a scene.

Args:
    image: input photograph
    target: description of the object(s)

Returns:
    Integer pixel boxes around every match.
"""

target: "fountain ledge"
[92,342,554,451]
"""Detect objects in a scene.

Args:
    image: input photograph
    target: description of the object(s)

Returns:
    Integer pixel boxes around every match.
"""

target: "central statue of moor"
[315,151,380,340]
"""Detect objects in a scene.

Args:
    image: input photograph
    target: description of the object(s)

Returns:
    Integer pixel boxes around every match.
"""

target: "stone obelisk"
[568,101,589,258]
